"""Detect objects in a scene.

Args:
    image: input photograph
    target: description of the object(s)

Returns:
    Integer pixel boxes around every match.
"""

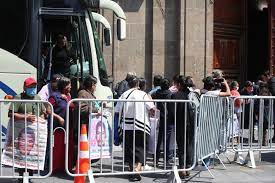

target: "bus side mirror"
[117,19,126,41]
[104,28,111,46]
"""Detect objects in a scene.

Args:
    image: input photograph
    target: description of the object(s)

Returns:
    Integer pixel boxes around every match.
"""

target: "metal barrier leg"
[214,152,226,169]
[88,169,95,183]
[233,151,238,162]
[201,160,214,178]
[23,172,29,183]
[258,151,262,163]
[166,166,181,183]
[244,150,256,169]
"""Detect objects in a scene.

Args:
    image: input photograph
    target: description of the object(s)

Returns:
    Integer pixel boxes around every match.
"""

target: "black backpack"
[114,80,129,99]
[187,90,200,121]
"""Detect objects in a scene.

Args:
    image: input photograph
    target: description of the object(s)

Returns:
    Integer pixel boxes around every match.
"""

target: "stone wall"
[101,0,213,89]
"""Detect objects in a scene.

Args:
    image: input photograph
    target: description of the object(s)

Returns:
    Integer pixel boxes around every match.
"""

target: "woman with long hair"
[48,77,74,172]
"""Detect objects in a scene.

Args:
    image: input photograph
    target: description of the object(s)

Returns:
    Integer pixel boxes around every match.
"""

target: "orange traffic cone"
[74,124,90,183]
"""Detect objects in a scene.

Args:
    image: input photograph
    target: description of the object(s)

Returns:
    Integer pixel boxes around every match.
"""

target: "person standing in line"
[256,82,272,146]
[169,74,180,93]
[38,74,61,175]
[38,74,61,102]
[77,75,99,125]
[148,75,163,96]
[168,75,195,178]
[202,76,231,97]
[151,78,174,165]
[138,77,147,92]
[230,81,242,141]
[240,81,257,139]
[166,74,180,160]
[115,76,155,181]
[48,77,74,172]
[114,72,136,99]
[200,76,231,169]
[75,75,101,165]
[8,77,46,183]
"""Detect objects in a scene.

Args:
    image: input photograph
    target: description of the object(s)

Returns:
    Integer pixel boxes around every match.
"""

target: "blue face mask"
[25,87,37,97]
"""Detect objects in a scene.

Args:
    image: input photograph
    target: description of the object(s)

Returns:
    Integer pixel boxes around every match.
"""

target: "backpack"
[114,80,129,99]
[114,80,123,99]
[187,90,200,121]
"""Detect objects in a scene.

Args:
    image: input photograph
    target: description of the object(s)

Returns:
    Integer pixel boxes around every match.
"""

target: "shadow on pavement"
[51,172,73,181]
[261,152,275,163]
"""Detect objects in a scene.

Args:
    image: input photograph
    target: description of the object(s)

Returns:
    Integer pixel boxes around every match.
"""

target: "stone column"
[152,0,181,80]
[103,0,148,85]
[179,0,214,86]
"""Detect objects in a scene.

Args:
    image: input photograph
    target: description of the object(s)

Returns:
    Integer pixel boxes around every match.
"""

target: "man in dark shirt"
[168,76,194,178]
[151,78,173,165]
[51,34,75,78]
[114,72,136,99]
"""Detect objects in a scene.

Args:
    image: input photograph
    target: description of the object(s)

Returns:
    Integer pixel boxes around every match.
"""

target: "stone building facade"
[101,0,213,88]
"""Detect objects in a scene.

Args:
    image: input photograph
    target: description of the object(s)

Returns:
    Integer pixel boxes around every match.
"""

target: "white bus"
[0,0,126,145]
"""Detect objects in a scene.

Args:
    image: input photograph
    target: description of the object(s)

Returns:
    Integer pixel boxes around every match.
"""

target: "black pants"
[124,130,148,166]
[176,123,194,169]
[18,169,33,179]
[156,119,174,161]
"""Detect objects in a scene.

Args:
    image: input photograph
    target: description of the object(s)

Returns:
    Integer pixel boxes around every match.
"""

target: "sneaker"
[128,174,142,182]
[178,171,190,179]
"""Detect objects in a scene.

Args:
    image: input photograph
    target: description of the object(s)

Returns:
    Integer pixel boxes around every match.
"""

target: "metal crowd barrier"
[196,95,229,177]
[0,99,54,183]
[66,98,198,182]
[228,96,275,168]
[219,97,231,154]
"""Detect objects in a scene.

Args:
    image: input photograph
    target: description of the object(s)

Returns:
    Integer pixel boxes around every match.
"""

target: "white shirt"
[115,88,155,134]
[38,84,51,102]
[205,90,221,96]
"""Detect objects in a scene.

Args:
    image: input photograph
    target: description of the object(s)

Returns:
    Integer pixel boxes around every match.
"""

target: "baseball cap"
[24,77,37,87]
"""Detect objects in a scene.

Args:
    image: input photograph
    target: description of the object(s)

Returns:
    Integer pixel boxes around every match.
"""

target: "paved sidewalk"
[1,151,275,182]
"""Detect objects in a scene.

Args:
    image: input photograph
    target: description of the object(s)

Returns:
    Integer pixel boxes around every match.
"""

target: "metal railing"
[228,96,275,168]
[3,95,273,182]
[196,95,229,177]
[65,98,198,182]
[0,99,53,183]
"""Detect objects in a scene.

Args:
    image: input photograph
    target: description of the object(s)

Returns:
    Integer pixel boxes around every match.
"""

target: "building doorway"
[214,0,269,83]
[247,1,268,81]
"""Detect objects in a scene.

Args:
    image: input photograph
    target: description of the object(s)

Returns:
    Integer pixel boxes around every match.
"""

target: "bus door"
[39,8,93,97]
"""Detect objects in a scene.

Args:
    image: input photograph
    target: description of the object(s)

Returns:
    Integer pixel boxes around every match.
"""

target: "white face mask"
[236,87,239,91]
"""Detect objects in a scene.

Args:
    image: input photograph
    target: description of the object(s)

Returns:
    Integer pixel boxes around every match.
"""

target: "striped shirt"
[115,88,155,134]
